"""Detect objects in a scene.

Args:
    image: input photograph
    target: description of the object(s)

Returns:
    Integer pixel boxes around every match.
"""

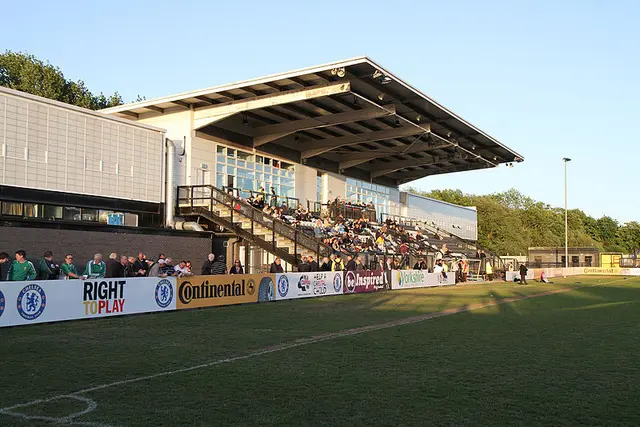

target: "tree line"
[408,188,639,256]
[0,50,136,110]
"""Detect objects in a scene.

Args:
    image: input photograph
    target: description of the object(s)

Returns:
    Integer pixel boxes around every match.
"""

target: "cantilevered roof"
[102,57,523,187]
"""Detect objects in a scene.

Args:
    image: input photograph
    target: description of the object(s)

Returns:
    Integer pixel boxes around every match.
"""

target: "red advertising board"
[343,270,387,294]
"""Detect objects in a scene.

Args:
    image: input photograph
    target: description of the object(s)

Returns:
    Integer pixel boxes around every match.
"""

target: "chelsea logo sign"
[17,284,47,320]
[155,279,174,308]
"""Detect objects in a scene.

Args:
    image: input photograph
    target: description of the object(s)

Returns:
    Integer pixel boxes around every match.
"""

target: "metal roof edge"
[403,190,478,212]
[0,86,166,133]
[360,57,524,161]
[101,56,370,114]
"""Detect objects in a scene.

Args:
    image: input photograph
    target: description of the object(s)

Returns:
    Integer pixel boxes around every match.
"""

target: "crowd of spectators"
[0,250,247,281]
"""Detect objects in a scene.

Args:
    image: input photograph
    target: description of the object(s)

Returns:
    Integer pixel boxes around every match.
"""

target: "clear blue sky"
[2,1,639,222]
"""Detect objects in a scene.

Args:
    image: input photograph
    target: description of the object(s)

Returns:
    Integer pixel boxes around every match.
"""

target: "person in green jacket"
[37,251,59,281]
[7,250,37,281]
[84,254,106,279]
[60,254,81,279]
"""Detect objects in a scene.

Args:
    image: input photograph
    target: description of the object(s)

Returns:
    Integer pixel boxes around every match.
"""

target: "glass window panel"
[263,174,271,182]
[217,155,226,163]
[82,209,98,222]
[24,203,43,218]
[280,170,287,177]
[256,155,263,164]
[216,164,225,173]
[237,177,255,192]
[227,166,235,175]
[362,182,371,190]
[256,173,263,181]
[227,149,235,158]
[2,202,23,216]
[63,206,81,221]
[255,164,263,172]
[237,160,245,168]
[44,205,63,219]
[237,151,250,160]
[216,174,224,188]
[227,158,236,166]
[217,146,225,154]
[264,166,271,173]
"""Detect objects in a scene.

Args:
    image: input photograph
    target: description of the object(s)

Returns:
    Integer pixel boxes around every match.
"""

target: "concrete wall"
[137,109,192,187]
[294,163,317,206]
[0,88,165,203]
[402,192,478,240]
[323,172,346,202]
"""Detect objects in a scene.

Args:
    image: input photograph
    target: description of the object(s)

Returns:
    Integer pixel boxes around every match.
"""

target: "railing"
[223,186,299,212]
[310,202,377,222]
[177,185,331,260]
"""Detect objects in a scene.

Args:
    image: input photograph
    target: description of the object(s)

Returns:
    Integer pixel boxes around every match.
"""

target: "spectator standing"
[230,259,244,274]
[133,252,148,277]
[519,263,528,284]
[84,254,106,279]
[331,255,345,271]
[413,259,427,270]
[125,257,137,277]
[148,259,165,277]
[298,256,310,272]
[308,256,319,272]
[345,255,356,272]
[320,257,331,271]
[106,253,124,278]
[60,254,80,279]
[485,262,493,281]
[161,258,175,276]
[37,251,59,280]
[7,250,37,281]
[355,256,365,271]
[201,254,215,275]
[211,255,227,275]
[0,252,10,282]
[270,257,284,273]
[174,261,189,277]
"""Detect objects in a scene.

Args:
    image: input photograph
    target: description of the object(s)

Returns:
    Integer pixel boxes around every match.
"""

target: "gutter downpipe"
[165,138,204,232]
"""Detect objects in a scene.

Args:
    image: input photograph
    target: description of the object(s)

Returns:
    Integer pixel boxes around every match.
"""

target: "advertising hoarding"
[275,271,343,300]
[0,277,176,327]
[176,274,275,309]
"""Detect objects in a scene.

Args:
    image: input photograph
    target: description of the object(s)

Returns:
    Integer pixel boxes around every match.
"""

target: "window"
[2,202,23,216]
[63,207,81,221]
[585,256,593,267]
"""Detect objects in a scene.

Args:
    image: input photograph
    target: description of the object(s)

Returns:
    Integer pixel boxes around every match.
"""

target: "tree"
[0,50,124,110]
[409,187,616,255]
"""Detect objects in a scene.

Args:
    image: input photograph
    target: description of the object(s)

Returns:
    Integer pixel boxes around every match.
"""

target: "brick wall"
[0,225,216,267]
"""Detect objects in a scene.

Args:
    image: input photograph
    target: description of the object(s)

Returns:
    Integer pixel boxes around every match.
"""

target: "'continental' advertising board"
[344,270,387,294]
[0,277,176,328]
[391,270,455,290]
[176,274,275,309]
[275,272,343,300]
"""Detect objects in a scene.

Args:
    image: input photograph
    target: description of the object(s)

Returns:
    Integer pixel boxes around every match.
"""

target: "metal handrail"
[177,185,331,259]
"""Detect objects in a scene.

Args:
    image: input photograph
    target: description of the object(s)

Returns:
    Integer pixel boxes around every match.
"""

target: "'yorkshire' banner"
[176,274,275,309]
[391,270,455,290]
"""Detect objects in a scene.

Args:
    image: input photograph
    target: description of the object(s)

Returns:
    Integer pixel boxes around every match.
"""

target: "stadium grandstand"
[0,56,523,274]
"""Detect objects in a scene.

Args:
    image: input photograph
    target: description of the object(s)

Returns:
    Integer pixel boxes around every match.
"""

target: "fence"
[0,269,455,328]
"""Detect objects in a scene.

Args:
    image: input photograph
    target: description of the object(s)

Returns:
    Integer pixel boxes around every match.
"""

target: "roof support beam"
[170,100,191,109]
[193,81,351,130]
[144,105,164,113]
[253,105,396,147]
[301,124,429,159]
[338,140,450,170]
[119,110,139,119]
[370,154,462,178]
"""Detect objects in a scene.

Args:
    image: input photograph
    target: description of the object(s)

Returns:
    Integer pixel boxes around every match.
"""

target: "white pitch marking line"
[0,279,628,424]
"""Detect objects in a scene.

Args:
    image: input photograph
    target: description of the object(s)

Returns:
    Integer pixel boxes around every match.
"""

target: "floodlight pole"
[563,158,571,277]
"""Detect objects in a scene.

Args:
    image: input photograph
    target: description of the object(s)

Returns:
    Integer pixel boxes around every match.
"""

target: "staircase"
[176,185,331,267]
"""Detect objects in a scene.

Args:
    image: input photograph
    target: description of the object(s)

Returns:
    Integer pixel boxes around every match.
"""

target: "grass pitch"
[1,276,639,426]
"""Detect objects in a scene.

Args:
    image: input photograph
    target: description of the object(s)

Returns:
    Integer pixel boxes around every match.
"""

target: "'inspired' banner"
[344,270,387,294]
